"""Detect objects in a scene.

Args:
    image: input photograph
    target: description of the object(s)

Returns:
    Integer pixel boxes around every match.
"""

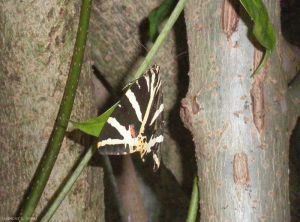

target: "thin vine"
[19,0,92,221]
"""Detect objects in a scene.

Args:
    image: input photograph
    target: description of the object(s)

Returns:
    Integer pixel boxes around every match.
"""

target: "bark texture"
[0,1,103,221]
[182,0,291,221]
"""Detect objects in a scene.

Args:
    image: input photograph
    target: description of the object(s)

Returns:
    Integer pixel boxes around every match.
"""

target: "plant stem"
[133,0,188,79]
[19,0,92,221]
[40,146,97,222]
[38,0,188,220]
[186,176,199,222]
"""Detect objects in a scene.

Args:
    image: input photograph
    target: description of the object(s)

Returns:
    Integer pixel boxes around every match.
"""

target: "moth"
[97,65,164,171]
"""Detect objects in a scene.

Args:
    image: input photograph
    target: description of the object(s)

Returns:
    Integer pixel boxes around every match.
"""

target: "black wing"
[97,65,164,170]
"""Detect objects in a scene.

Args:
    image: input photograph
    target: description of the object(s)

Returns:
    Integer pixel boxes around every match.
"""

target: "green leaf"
[148,0,176,42]
[239,0,276,75]
[240,0,276,50]
[186,176,199,222]
[70,103,118,137]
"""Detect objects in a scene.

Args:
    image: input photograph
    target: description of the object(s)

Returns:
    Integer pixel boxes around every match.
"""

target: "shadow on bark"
[289,118,300,221]
[168,12,197,195]
[281,0,300,48]
[281,1,300,220]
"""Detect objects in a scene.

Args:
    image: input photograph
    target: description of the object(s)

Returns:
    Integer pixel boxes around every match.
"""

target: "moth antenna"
[176,50,188,59]
[134,40,149,53]
[136,39,188,62]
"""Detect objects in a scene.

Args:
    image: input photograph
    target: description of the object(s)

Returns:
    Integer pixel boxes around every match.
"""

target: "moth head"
[151,64,160,75]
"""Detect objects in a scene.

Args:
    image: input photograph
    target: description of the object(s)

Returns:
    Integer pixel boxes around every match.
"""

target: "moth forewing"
[97,65,164,170]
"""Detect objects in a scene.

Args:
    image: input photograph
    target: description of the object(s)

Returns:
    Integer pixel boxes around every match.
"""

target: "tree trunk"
[0,1,104,221]
[181,0,292,221]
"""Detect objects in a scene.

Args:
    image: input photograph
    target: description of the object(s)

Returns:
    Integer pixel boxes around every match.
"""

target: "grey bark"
[181,0,296,221]
[0,1,104,221]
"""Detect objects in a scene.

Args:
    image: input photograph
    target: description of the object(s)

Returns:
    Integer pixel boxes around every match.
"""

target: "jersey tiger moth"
[97,65,164,171]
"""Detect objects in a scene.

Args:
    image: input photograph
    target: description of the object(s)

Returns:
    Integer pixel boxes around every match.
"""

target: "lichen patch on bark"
[233,152,250,186]
[221,0,239,39]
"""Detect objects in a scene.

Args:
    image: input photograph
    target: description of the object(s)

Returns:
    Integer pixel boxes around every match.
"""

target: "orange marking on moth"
[129,124,137,138]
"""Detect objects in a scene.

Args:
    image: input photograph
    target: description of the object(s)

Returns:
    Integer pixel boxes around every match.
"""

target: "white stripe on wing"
[125,89,142,122]
[150,104,164,126]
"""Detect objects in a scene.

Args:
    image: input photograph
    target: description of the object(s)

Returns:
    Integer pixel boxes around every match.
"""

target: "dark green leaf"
[149,0,176,42]
[239,0,276,75]
[70,103,118,137]
[240,0,276,50]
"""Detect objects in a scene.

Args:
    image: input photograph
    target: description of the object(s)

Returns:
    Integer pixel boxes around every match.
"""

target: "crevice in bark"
[281,6,300,219]
[221,0,240,39]
[289,118,300,221]
[92,66,116,98]
[280,0,300,82]
[180,98,194,132]
[168,12,197,194]
[287,74,300,134]
[180,96,207,158]
[138,18,151,57]
[250,49,266,136]
[281,0,300,48]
